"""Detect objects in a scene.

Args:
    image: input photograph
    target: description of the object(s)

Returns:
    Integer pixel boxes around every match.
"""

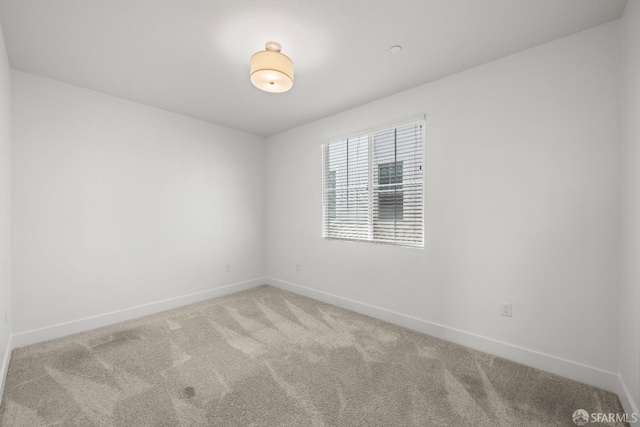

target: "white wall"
[266,22,620,390]
[620,0,640,416]
[0,22,12,380]
[11,71,265,340]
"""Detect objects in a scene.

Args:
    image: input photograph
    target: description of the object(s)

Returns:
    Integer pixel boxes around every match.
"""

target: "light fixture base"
[265,41,281,52]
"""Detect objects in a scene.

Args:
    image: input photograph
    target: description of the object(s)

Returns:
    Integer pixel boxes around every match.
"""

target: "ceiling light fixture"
[250,41,294,93]
[390,45,402,54]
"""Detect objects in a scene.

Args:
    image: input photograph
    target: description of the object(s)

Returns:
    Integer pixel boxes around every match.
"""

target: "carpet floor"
[0,285,627,426]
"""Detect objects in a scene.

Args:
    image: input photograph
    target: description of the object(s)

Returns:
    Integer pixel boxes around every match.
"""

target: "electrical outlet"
[500,302,512,317]
[295,264,300,271]
[225,264,231,272]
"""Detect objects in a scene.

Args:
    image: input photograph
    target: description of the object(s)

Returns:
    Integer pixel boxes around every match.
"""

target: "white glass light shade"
[250,42,294,93]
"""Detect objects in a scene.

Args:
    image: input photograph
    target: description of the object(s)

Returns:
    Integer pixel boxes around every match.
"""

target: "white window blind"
[322,120,424,248]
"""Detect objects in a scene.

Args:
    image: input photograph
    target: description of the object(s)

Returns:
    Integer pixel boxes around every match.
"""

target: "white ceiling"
[0,0,628,137]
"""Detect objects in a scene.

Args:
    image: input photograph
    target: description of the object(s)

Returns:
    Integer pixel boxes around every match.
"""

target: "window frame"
[321,115,425,249]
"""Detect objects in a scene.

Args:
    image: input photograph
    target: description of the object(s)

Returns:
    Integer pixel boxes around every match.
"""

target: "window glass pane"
[378,161,403,189]
[376,191,403,222]
[328,170,336,219]
[324,136,369,241]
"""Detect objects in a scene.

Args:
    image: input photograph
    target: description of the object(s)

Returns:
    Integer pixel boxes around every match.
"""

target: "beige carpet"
[0,285,627,426]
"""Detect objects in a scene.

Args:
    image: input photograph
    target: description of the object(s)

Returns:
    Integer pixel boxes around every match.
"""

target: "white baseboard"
[266,277,620,394]
[0,335,12,401]
[618,375,640,426]
[12,278,265,349]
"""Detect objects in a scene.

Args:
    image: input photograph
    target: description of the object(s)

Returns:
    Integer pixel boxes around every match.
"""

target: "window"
[322,119,424,248]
